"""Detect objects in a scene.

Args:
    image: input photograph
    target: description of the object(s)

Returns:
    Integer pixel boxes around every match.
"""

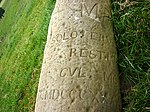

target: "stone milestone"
[35,0,121,112]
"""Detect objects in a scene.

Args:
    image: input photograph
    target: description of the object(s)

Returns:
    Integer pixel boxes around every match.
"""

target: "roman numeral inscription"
[81,3,99,18]
[38,87,105,103]
[81,2,111,19]
[39,88,84,101]
[54,1,111,20]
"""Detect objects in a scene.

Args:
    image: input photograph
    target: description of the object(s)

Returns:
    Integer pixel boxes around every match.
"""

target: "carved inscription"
[51,31,79,43]
[51,30,112,44]
[81,2,111,19]
[39,88,84,100]
[70,48,117,61]
[91,31,112,44]
[55,2,110,19]
[39,87,106,104]
[35,0,121,111]
[103,71,117,84]
[60,67,86,78]
[81,3,99,18]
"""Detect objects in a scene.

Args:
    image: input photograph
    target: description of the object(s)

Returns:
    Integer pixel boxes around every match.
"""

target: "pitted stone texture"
[35,0,121,112]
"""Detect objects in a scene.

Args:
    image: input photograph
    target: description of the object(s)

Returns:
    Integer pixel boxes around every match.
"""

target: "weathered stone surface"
[35,0,121,112]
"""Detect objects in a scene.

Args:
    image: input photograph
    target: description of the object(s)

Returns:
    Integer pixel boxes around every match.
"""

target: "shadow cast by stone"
[0,7,5,19]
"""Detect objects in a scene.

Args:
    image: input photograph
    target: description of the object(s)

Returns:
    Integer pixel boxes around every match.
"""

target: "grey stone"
[35,0,121,112]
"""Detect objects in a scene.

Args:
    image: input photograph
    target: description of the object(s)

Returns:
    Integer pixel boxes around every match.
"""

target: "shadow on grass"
[0,7,5,19]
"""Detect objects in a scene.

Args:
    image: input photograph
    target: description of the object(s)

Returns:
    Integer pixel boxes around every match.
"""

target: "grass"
[0,0,55,111]
[112,0,150,111]
[0,0,149,112]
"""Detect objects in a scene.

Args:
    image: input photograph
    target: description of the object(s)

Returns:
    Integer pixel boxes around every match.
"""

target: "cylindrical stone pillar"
[35,0,121,112]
